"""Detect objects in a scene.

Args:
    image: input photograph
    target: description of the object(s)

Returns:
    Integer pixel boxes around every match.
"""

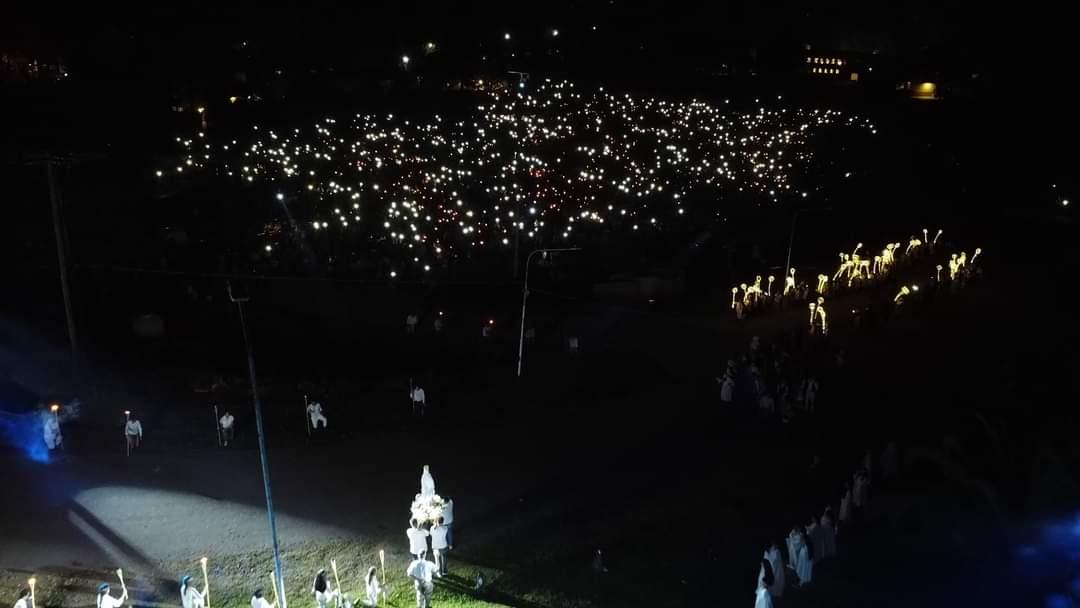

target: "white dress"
[420,466,436,497]
[766,547,784,598]
[796,541,813,585]
[819,516,837,558]
[754,585,773,608]
[365,577,381,606]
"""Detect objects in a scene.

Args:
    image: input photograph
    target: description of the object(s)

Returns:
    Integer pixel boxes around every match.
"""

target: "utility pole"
[227,282,287,608]
[47,160,81,390]
[516,248,581,377]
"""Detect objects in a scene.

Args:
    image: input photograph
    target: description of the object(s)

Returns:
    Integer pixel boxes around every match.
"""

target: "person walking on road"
[219,410,235,447]
[125,413,143,453]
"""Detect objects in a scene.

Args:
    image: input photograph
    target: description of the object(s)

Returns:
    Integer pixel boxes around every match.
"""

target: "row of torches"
[731,228,982,332]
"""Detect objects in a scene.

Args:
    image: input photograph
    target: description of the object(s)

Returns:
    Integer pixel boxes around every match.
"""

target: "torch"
[730,287,737,309]
[124,411,131,457]
[379,550,386,604]
[28,577,36,608]
[50,404,64,451]
[767,275,775,297]
[268,572,279,608]
[116,568,128,600]
[213,405,222,447]
[330,559,342,608]
[303,395,311,436]
[200,557,210,608]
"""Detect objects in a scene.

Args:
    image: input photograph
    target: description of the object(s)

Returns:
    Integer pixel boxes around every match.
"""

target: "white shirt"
[412,388,426,403]
[251,596,272,608]
[125,420,143,437]
[406,559,436,584]
[15,598,30,608]
[220,414,235,429]
[307,403,323,415]
[407,527,429,554]
[97,593,124,608]
[442,500,454,525]
[430,524,449,550]
[181,586,204,608]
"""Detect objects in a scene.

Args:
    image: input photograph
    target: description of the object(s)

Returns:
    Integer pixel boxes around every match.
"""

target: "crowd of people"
[730,227,983,329]
[161,79,876,279]
[717,333,821,424]
[7,466,458,608]
[753,441,899,607]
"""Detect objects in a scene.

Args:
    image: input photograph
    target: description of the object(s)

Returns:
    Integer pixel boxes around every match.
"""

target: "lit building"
[805,54,850,78]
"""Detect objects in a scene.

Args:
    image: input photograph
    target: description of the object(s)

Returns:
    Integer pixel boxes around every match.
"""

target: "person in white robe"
[806,517,823,565]
[420,465,435,497]
[363,567,381,607]
[251,588,275,608]
[754,562,774,608]
[787,528,812,586]
[719,375,735,406]
[820,507,837,558]
[853,469,870,516]
[14,588,31,608]
[42,411,62,450]
[311,569,337,608]
[96,583,127,608]
[307,402,328,429]
[406,559,436,608]
[180,575,206,608]
[838,482,852,530]
[765,544,784,598]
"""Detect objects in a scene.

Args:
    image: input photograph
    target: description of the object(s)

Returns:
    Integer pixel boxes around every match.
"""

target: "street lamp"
[517,248,581,377]
[226,282,287,608]
[783,206,832,286]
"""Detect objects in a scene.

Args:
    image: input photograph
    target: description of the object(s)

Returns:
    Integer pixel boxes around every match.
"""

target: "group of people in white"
[47,467,458,608]
[753,443,897,608]
[406,466,455,608]
[718,335,821,423]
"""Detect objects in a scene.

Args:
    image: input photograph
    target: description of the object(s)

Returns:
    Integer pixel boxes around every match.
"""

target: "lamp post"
[516,248,581,377]
[783,206,832,286]
[226,282,287,608]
